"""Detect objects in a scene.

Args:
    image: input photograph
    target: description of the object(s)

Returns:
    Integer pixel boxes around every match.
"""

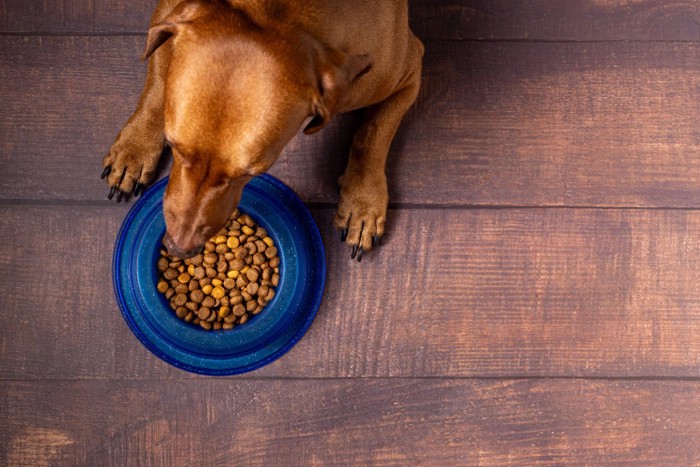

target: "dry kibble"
[157,258,169,272]
[190,254,203,266]
[164,268,178,280]
[198,307,211,321]
[246,268,260,282]
[202,296,216,308]
[174,294,188,307]
[157,209,280,331]
[246,282,259,295]
[211,286,225,299]
[190,289,204,304]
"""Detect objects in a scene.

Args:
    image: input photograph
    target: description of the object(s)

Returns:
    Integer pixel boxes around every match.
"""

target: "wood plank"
[2,205,700,379]
[2,0,700,41]
[2,379,700,465]
[1,37,699,206]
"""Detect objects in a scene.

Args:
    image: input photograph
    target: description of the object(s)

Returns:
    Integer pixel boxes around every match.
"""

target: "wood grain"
[2,379,700,465]
[2,0,700,41]
[1,37,699,207]
[2,205,700,379]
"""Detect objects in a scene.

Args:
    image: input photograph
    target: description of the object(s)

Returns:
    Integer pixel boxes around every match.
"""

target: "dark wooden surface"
[2,1,700,465]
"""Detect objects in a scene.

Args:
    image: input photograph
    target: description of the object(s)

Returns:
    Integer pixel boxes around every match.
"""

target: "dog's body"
[103,0,423,261]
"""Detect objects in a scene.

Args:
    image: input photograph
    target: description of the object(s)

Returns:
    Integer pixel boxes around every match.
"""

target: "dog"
[101,0,423,262]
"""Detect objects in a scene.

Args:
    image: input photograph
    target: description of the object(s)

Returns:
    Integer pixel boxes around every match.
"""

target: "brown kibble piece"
[157,281,169,293]
[176,307,188,319]
[265,246,278,259]
[194,266,206,280]
[202,296,216,308]
[157,258,169,272]
[164,268,179,280]
[174,294,187,306]
[198,307,211,321]
[246,282,259,295]
[190,289,204,304]
[246,268,260,282]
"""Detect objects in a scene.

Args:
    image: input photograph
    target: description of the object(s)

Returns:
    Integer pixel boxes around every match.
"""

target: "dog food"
[156,209,280,331]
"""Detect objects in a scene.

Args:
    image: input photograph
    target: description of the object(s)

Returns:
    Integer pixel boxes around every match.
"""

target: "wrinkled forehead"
[167,39,279,119]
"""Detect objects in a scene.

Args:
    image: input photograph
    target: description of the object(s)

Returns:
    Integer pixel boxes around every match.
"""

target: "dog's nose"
[162,233,202,259]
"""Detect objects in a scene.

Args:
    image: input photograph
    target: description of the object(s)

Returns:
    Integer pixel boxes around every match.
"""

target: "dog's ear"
[304,52,373,135]
[143,0,214,60]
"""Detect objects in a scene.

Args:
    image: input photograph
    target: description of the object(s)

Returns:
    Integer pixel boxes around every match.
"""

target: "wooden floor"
[2,0,700,465]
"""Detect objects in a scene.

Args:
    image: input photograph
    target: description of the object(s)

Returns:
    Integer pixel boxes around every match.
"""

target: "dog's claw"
[101,166,112,179]
[357,246,364,262]
[133,182,141,197]
[340,228,348,243]
[351,244,358,259]
[372,235,379,247]
[116,190,123,203]
[108,186,116,200]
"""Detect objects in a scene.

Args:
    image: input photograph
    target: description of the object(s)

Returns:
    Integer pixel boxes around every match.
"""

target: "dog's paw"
[334,172,388,262]
[101,126,163,202]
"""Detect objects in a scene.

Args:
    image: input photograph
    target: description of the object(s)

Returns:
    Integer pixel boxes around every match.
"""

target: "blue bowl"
[112,174,326,375]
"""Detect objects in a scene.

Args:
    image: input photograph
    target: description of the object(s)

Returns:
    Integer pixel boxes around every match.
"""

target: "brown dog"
[102,0,423,261]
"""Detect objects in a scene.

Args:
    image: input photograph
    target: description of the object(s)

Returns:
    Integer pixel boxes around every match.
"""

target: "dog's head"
[145,0,371,258]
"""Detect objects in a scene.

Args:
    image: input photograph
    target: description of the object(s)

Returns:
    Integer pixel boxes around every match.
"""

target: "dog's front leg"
[335,58,422,261]
[101,1,178,201]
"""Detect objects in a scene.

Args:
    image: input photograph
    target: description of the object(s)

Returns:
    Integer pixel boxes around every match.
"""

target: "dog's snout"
[162,232,202,259]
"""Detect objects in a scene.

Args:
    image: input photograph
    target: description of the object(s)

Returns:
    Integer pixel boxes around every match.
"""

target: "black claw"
[351,244,358,259]
[340,228,348,242]
[108,186,116,200]
[101,166,112,179]
[372,235,379,247]
[116,190,123,203]
[133,182,141,196]
[357,246,364,262]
